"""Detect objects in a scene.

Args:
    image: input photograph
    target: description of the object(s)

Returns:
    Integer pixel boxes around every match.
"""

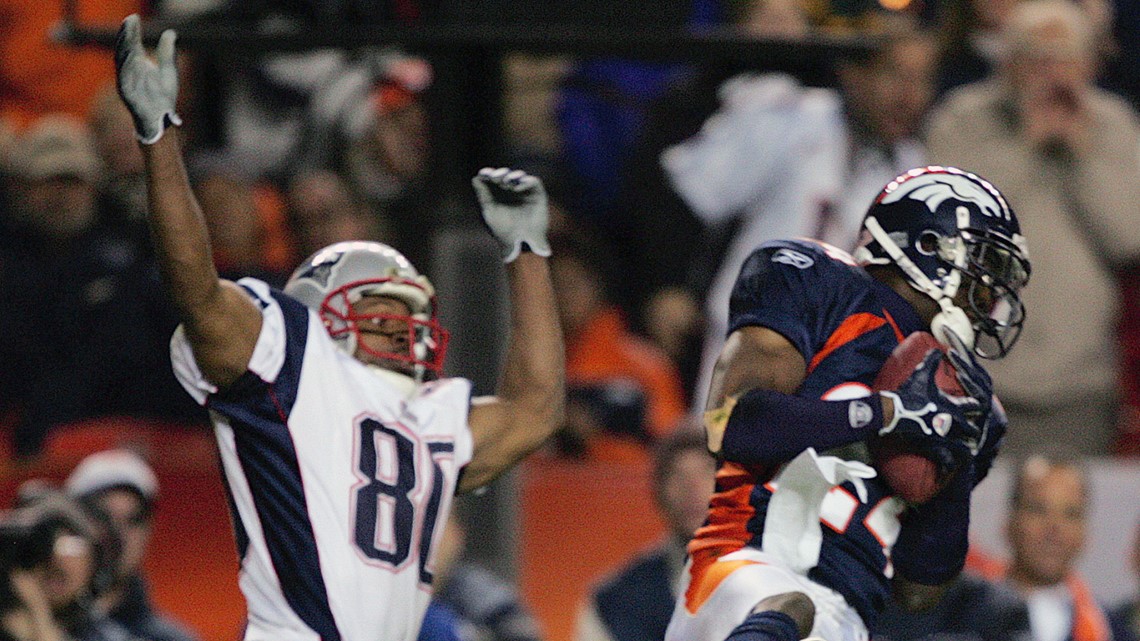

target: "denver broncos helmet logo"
[879,166,1011,221]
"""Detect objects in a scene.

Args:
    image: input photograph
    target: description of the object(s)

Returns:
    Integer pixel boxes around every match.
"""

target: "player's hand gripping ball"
[871,331,971,504]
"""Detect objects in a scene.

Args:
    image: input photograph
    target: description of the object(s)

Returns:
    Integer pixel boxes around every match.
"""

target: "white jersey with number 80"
[171,277,474,641]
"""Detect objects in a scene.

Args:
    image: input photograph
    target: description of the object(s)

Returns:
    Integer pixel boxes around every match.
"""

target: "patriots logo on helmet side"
[881,170,1011,222]
[298,253,344,288]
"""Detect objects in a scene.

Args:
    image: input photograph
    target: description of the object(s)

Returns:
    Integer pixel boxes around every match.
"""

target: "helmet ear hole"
[916,231,940,256]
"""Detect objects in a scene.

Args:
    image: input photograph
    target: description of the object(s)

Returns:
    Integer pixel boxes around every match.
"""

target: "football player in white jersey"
[114,15,564,641]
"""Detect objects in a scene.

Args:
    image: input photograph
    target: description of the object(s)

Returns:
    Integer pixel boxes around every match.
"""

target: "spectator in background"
[1108,520,1140,641]
[552,0,720,228]
[65,449,199,641]
[655,19,936,412]
[89,85,148,235]
[926,0,1140,456]
[285,169,391,259]
[932,0,1114,97]
[430,513,543,641]
[574,424,714,641]
[971,453,1112,641]
[0,491,136,641]
[190,163,290,287]
[873,571,1030,641]
[548,226,687,460]
[930,0,1022,95]
[0,115,201,458]
[342,58,435,266]
[613,0,811,397]
[0,1,140,128]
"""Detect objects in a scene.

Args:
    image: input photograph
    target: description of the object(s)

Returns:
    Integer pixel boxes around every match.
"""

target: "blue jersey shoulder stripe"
[266,286,311,418]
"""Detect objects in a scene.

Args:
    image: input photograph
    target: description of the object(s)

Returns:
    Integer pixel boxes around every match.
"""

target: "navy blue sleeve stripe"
[208,287,340,639]
[265,288,310,417]
[212,286,310,420]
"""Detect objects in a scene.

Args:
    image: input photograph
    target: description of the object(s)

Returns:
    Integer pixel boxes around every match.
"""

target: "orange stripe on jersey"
[685,462,759,614]
[684,559,762,614]
[808,312,887,372]
[1070,577,1112,641]
[882,308,905,343]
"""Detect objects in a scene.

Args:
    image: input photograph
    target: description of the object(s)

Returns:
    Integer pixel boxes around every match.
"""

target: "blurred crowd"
[1,0,1139,462]
[1,0,1140,639]
[0,448,198,641]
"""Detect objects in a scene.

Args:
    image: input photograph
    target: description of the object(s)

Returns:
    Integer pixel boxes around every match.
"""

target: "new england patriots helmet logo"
[297,252,344,288]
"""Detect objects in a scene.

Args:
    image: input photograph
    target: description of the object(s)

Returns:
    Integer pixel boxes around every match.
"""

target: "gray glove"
[472,167,551,263]
[115,14,182,144]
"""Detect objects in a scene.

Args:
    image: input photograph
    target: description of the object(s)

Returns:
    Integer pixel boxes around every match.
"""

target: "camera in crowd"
[0,489,104,612]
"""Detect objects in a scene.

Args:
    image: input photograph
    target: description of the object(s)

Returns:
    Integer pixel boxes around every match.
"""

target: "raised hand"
[472,167,551,263]
[115,14,181,144]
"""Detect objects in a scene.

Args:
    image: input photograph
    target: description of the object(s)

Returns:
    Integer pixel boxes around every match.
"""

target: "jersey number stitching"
[352,417,454,586]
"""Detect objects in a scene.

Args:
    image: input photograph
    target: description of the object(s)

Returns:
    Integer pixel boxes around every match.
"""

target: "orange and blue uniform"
[680,239,926,636]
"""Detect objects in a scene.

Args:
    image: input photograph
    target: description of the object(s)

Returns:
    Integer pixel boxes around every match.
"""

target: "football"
[869,331,964,504]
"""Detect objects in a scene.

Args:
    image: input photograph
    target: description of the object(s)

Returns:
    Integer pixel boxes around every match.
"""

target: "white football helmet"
[284,241,448,381]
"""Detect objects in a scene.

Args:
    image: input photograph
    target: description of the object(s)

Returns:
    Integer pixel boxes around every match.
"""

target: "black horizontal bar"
[56,18,878,64]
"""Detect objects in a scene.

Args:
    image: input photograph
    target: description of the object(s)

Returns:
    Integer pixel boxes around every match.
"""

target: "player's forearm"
[457,254,564,493]
[498,253,566,440]
[716,389,885,463]
[141,132,226,322]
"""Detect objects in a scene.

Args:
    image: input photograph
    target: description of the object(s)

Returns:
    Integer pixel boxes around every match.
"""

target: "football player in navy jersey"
[663,166,1030,641]
[114,15,564,641]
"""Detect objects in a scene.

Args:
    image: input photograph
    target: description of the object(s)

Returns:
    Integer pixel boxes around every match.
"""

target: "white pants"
[664,549,868,641]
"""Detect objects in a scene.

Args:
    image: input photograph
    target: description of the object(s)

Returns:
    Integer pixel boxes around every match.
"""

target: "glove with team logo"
[472,167,551,263]
[115,14,182,144]
[878,349,983,475]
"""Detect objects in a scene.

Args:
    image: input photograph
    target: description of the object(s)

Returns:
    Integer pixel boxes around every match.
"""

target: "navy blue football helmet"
[854,166,1030,359]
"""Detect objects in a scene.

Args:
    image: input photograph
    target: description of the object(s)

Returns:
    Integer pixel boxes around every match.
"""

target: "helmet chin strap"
[864,216,976,351]
[930,299,976,350]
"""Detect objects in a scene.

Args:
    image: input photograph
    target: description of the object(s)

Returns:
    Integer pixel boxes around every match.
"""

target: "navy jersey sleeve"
[728,242,830,363]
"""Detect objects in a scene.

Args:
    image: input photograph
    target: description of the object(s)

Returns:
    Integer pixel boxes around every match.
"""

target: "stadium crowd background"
[0,0,1139,640]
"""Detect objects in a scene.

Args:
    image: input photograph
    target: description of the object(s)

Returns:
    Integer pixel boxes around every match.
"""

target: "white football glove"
[115,14,182,144]
[471,167,551,263]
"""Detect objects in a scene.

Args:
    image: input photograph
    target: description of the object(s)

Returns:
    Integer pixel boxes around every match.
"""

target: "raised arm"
[116,15,261,387]
[460,168,565,492]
